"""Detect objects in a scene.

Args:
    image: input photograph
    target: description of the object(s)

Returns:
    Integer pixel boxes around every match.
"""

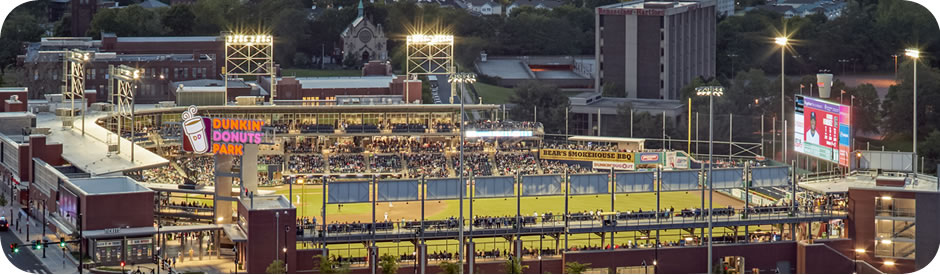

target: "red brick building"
[236,195,296,273]
[259,75,422,104]
[19,34,223,103]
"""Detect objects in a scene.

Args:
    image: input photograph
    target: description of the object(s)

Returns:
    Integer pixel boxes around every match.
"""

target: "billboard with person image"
[794,95,851,166]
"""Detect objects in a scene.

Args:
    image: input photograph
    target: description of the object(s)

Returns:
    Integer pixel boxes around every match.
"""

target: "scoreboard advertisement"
[794,95,851,166]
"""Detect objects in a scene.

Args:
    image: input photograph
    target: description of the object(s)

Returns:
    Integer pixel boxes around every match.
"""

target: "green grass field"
[280,68,361,77]
[269,185,731,222]
[266,185,765,258]
[473,82,514,104]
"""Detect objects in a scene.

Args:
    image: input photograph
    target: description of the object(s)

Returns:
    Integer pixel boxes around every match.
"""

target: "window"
[874,197,916,259]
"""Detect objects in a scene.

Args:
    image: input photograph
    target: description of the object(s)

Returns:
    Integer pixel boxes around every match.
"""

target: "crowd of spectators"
[540,160,590,174]
[139,165,184,184]
[405,153,448,178]
[543,142,622,152]
[453,153,493,177]
[494,152,540,176]
[259,155,284,165]
[465,120,542,130]
[177,156,214,185]
[289,154,325,173]
[371,155,403,173]
[286,139,321,153]
[330,154,367,173]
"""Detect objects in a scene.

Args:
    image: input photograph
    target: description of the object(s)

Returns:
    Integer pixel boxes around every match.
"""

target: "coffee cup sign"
[181,106,209,153]
[180,105,266,156]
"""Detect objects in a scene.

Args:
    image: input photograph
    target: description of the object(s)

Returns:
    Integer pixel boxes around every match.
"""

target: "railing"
[875,207,916,218]
[303,207,846,240]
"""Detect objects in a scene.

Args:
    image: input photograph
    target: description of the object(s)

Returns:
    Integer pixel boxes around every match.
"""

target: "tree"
[508,81,571,134]
[0,11,44,74]
[343,52,361,68]
[87,5,163,37]
[266,259,286,274]
[504,257,527,274]
[162,4,196,35]
[845,83,881,136]
[882,60,940,142]
[438,261,460,274]
[379,254,399,274]
[565,261,591,274]
[919,130,940,174]
[602,81,623,98]
[316,255,350,274]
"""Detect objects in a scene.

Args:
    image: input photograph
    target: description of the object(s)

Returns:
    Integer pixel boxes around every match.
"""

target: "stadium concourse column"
[216,144,260,223]
[237,195,296,273]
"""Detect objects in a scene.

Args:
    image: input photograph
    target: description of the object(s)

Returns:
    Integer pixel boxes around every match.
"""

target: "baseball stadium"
[98,102,840,272]
[3,88,938,274]
[0,24,936,275]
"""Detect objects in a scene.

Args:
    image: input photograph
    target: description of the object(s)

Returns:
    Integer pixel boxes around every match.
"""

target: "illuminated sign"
[465,130,533,138]
[540,149,634,163]
[597,8,667,16]
[593,161,635,171]
[181,106,266,156]
[636,152,662,164]
[794,95,851,166]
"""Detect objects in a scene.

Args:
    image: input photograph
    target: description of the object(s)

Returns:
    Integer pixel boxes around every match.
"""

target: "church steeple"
[357,0,364,18]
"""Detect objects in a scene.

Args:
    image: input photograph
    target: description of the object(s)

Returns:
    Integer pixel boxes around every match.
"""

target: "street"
[1,230,51,274]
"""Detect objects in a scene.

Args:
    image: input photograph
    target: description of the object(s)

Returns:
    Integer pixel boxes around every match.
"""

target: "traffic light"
[120,261,126,267]
[59,241,66,248]
[10,243,18,254]
[32,241,41,250]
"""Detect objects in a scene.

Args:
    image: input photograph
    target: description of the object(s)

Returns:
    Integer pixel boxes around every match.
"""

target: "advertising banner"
[181,106,266,156]
[794,95,850,166]
[675,156,690,169]
[540,149,634,163]
[592,161,635,171]
[636,152,662,165]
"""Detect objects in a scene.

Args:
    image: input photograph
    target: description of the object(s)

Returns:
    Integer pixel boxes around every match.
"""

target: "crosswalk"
[26,269,49,274]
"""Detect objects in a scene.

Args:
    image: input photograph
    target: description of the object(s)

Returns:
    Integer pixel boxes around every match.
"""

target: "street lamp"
[696,86,724,274]
[775,36,789,164]
[905,48,920,176]
[448,72,476,274]
[854,248,865,273]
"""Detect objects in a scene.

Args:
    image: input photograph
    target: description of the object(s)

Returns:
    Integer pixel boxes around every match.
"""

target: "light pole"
[696,86,724,274]
[284,224,289,271]
[275,212,280,263]
[905,49,920,177]
[854,248,865,273]
[775,37,789,164]
[839,59,850,75]
[892,54,899,79]
[449,72,476,274]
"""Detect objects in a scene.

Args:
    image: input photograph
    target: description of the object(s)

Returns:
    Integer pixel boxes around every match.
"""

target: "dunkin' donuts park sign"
[181,106,265,155]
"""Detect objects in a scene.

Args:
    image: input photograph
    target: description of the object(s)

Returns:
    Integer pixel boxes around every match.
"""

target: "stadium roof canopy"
[68,176,152,196]
[36,110,169,176]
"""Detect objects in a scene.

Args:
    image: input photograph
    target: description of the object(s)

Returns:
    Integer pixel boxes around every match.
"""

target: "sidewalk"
[1,204,82,274]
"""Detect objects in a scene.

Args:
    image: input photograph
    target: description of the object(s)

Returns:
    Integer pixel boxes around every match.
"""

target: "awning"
[220,224,248,242]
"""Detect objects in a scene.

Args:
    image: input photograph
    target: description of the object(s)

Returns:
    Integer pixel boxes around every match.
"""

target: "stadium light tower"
[696,85,724,274]
[449,72,476,274]
[905,48,920,176]
[775,36,789,164]
[64,49,91,136]
[407,34,455,103]
[224,32,276,104]
[110,65,140,162]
